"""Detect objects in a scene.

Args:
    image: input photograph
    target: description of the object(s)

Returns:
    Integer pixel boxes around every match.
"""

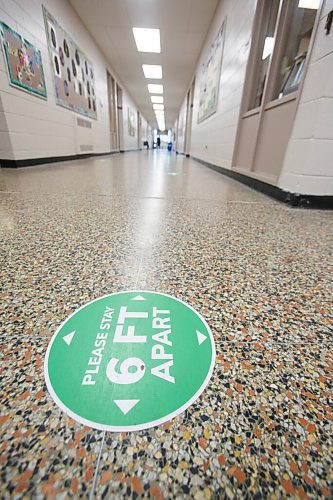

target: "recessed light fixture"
[153,104,164,110]
[155,110,164,115]
[148,84,163,94]
[142,64,162,79]
[298,0,320,8]
[132,28,161,53]
[151,95,164,103]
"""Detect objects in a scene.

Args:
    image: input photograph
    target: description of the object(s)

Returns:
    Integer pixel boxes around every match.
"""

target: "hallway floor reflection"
[1,151,332,498]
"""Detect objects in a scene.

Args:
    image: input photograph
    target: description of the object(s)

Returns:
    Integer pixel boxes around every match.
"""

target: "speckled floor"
[0,151,332,498]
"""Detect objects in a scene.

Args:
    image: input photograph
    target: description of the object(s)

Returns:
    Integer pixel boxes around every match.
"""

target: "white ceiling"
[68,0,219,129]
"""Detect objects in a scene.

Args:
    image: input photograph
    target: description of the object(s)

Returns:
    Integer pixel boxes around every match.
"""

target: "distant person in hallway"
[157,136,161,148]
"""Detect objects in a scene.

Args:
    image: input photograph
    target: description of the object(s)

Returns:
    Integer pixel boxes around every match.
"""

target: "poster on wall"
[128,107,136,137]
[0,22,47,99]
[43,6,97,120]
[197,22,225,123]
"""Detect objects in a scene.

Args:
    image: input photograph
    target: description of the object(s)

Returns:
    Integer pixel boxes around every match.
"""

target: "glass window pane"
[248,0,280,111]
[273,1,318,100]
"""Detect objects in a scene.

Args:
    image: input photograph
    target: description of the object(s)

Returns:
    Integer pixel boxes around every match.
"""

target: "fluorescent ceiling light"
[155,110,164,115]
[298,0,320,8]
[153,104,164,110]
[148,84,163,94]
[132,28,161,53]
[151,95,164,103]
[142,64,162,79]
[262,36,274,60]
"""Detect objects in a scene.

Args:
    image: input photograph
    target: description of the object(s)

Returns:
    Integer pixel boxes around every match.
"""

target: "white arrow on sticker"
[131,295,146,301]
[196,330,207,345]
[63,330,76,346]
[114,399,140,415]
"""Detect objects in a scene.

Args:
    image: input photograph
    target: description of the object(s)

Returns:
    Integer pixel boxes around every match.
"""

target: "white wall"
[142,116,156,148]
[189,0,256,168]
[278,0,333,196]
[141,116,148,145]
[122,92,139,151]
[147,124,153,148]
[0,90,11,158]
[0,0,144,160]
[139,117,153,149]
[176,97,187,154]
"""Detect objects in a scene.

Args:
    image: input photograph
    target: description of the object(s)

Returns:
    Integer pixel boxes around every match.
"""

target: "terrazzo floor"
[0,150,332,498]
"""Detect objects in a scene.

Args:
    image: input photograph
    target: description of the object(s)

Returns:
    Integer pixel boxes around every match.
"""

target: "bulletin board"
[128,107,136,137]
[0,21,47,98]
[197,22,225,123]
[43,7,97,119]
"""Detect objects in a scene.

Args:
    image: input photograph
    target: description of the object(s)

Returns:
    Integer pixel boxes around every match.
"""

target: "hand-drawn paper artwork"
[198,22,225,123]
[43,7,97,119]
[0,21,47,98]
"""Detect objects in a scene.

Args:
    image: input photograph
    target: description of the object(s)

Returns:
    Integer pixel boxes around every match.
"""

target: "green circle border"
[44,291,216,432]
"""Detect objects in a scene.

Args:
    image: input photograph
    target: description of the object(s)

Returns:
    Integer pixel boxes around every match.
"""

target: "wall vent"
[80,145,93,152]
[77,118,92,129]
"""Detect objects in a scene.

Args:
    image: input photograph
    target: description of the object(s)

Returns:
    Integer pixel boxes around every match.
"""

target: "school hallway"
[1,150,332,498]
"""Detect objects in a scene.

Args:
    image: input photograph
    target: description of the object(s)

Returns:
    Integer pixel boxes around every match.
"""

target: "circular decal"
[45,291,215,432]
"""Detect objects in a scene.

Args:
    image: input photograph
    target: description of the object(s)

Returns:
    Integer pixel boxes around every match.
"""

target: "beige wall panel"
[233,112,260,171]
[253,100,297,180]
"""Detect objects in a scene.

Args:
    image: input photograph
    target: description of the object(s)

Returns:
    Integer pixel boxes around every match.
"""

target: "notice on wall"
[43,7,97,119]
[0,21,47,99]
[197,22,225,123]
[44,291,215,431]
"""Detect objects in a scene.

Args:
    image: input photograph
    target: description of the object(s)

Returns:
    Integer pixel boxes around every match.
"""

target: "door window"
[248,0,280,110]
[273,0,319,99]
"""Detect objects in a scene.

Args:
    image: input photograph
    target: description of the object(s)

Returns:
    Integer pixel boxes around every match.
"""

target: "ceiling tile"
[69,0,219,129]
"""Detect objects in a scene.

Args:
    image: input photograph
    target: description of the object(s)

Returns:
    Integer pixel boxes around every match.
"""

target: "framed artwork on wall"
[0,21,47,99]
[197,21,226,123]
[128,107,136,137]
[43,6,97,119]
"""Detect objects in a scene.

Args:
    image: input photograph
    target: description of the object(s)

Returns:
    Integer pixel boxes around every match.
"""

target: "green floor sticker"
[45,291,215,431]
